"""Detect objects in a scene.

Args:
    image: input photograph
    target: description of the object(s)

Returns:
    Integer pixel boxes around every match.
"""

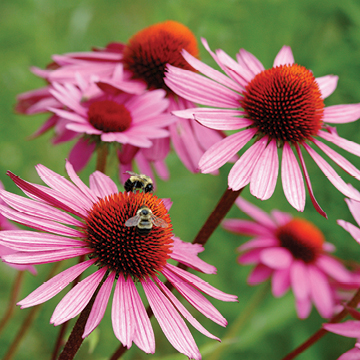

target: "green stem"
[109,186,244,360]
[208,282,270,360]
[281,286,360,360]
[3,263,61,360]
[96,144,108,174]
[0,271,25,335]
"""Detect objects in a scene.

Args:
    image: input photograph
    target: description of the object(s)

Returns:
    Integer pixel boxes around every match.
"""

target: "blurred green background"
[1,0,360,359]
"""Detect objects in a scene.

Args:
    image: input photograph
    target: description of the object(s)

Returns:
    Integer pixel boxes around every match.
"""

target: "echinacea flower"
[222,197,353,318]
[165,40,360,216]
[0,162,237,359]
[0,182,36,275]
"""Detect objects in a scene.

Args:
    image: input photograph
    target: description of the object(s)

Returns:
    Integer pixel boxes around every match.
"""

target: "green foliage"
[1,0,360,359]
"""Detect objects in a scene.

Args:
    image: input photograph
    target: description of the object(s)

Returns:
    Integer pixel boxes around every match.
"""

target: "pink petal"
[83,272,115,338]
[270,210,293,226]
[89,171,119,198]
[68,138,96,173]
[50,268,107,326]
[260,247,293,269]
[199,128,257,173]
[237,237,278,252]
[272,268,291,297]
[18,259,95,308]
[247,263,272,284]
[181,49,243,92]
[337,347,360,360]
[194,113,251,131]
[153,277,220,341]
[314,139,360,180]
[324,321,360,338]
[228,137,268,191]
[318,130,360,157]
[303,143,360,201]
[250,140,279,200]
[235,196,277,230]
[290,260,310,300]
[316,255,353,283]
[165,64,240,108]
[141,278,201,360]
[3,247,91,265]
[170,237,216,274]
[0,230,84,251]
[346,197,360,227]
[281,142,306,212]
[323,104,360,124]
[295,144,327,218]
[238,248,263,264]
[162,266,228,326]
[316,75,338,99]
[222,219,274,237]
[237,48,265,76]
[295,297,312,319]
[308,265,334,318]
[273,46,295,67]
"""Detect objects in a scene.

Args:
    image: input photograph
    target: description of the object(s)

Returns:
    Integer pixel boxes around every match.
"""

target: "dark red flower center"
[122,20,199,93]
[84,192,173,279]
[88,100,132,133]
[240,64,324,143]
[275,218,324,263]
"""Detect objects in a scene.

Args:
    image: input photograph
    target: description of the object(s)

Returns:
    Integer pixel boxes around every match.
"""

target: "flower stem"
[281,286,360,360]
[58,270,109,360]
[109,186,243,360]
[0,271,25,335]
[3,263,61,360]
[96,144,108,173]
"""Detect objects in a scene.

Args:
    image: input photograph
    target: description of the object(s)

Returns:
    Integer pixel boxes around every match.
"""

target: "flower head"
[222,197,354,318]
[165,41,360,216]
[0,162,237,359]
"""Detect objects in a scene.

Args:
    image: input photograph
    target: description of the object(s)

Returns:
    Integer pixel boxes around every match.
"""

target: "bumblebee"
[125,205,168,235]
[124,171,153,193]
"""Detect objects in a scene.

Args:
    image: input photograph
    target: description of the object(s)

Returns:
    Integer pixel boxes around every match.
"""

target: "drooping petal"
[345,197,360,227]
[199,128,257,173]
[141,278,201,360]
[308,265,334,318]
[281,142,305,212]
[303,143,360,201]
[318,130,360,157]
[153,277,220,341]
[237,237,278,252]
[316,255,353,283]
[250,139,279,200]
[290,260,310,300]
[229,137,268,191]
[314,139,360,180]
[271,268,291,297]
[295,297,312,319]
[323,104,360,124]
[68,138,96,173]
[50,268,107,326]
[295,144,327,218]
[337,220,360,244]
[222,219,274,237]
[247,263,273,284]
[18,259,95,308]
[83,272,115,338]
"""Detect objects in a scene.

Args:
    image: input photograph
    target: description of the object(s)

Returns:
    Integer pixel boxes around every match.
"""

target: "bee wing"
[125,215,140,227]
[150,215,168,228]
[126,171,140,177]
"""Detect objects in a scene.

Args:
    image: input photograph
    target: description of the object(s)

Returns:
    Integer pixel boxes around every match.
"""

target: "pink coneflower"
[0,162,237,359]
[165,40,360,216]
[222,198,353,318]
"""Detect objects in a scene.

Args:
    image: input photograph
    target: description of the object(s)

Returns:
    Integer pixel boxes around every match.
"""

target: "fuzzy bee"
[124,171,154,194]
[125,205,168,235]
